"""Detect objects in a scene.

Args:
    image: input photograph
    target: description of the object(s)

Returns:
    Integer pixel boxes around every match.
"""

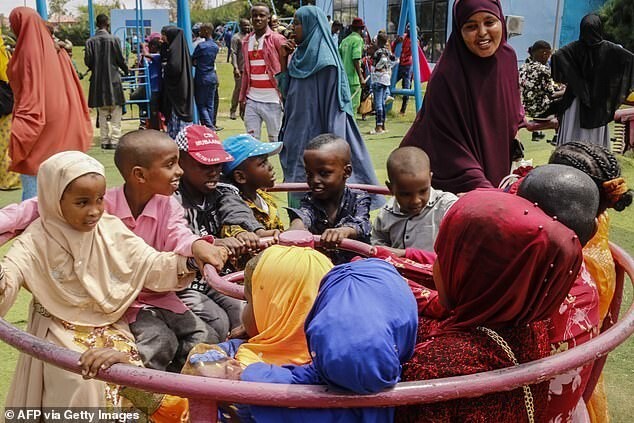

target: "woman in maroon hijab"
[400,0,523,194]
[396,190,583,422]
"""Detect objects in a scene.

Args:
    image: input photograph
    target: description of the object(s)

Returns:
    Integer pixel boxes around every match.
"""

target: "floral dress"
[546,263,600,422]
[0,115,21,190]
[519,58,558,118]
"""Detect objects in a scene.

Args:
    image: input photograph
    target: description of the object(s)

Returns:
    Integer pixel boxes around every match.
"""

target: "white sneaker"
[386,96,395,105]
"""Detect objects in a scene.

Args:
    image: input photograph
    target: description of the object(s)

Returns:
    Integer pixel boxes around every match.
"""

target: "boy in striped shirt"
[239,3,286,142]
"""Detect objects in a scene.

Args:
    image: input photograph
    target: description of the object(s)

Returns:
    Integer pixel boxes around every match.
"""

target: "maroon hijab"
[433,190,582,334]
[401,0,523,194]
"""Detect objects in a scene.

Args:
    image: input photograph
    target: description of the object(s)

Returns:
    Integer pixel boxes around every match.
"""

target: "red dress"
[396,318,550,423]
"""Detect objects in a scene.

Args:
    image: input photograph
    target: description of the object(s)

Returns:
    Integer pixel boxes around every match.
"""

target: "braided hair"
[549,141,633,212]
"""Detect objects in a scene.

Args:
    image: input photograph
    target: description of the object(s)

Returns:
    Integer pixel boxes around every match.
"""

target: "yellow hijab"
[4,151,174,326]
[235,245,333,366]
[0,28,8,82]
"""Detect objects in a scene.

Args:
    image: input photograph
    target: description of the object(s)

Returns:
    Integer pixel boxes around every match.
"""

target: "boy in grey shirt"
[372,147,457,253]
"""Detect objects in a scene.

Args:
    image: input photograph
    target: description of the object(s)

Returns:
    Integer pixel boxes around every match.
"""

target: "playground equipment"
[613,107,634,154]
[112,0,152,124]
[319,0,425,112]
[389,0,424,112]
[1,184,633,423]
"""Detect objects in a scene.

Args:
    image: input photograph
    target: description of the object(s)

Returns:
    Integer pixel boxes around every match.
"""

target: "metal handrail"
[0,243,631,422]
[205,231,375,300]
[0,241,632,423]
[1,169,632,423]
[267,182,391,196]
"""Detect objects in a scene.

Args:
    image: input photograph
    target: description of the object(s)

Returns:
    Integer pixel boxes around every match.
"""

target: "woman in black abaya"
[552,14,634,147]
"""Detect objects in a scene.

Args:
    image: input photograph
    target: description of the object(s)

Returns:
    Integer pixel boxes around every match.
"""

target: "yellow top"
[235,245,333,366]
[0,28,9,82]
[582,212,616,321]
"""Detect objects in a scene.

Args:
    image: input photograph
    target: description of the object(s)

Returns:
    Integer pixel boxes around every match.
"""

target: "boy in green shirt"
[338,17,366,113]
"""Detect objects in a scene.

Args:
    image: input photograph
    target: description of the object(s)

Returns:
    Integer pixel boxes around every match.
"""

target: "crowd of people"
[0,0,633,422]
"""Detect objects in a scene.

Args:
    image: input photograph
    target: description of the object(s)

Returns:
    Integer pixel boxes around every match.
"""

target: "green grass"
[0,47,632,420]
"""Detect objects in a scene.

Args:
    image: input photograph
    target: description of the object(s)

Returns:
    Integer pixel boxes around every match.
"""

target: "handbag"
[358,93,373,115]
[0,80,14,118]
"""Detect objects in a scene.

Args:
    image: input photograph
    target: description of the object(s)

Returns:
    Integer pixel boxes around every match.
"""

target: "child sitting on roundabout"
[0,151,199,410]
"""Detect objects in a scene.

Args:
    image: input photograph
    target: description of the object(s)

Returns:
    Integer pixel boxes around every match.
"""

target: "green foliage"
[55,24,90,47]
[600,0,634,52]
[49,0,70,18]
[190,1,250,27]
[64,0,125,45]
[271,0,301,18]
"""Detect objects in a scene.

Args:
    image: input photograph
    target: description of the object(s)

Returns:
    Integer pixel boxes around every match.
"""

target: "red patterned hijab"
[433,190,582,333]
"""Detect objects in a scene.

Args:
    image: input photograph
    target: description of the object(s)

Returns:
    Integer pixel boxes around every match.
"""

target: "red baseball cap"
[351,17,365,28]
[175,125,234,165]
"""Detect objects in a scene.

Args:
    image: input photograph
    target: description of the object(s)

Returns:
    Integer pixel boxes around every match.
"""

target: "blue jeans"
[397,64,413,112]
[372,83,389,127]
[20,174,37,200]
[195,81,218,129]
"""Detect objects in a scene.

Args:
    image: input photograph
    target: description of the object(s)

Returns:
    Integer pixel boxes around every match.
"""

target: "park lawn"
[0,47,631,420]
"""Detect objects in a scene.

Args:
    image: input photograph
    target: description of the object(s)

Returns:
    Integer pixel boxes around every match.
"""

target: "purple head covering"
[400,0,523,194]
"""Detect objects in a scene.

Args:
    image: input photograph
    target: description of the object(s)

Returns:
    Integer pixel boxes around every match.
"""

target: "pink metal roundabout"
[1,183,633,423]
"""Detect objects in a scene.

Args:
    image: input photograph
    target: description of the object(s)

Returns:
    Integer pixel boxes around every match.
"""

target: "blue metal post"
[177,0,194,53]
[35,0,48,20]
[88,0,95,37]
[388,0,423,112]
[139,0,145,44]
[407,0,422,111]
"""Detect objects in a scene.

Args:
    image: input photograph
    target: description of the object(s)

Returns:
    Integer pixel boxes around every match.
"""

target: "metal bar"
[390,0,423,112]
[0,235,632,410]
[1,280,633,408]
[88,0,95,37]
[553,0,564,50]
[35,0,48,20]
[177,0,194,52]
[269,0,278,17]
[266,182,390,195]
[407,0,422,111]
[204,231,377,300]
[389,0,410,91]
[189,399,218,423]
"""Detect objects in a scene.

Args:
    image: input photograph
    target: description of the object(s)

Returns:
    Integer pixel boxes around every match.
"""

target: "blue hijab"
[242,259,418,422]
[288,6,354,116]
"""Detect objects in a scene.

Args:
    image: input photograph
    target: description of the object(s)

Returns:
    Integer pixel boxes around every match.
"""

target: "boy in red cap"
[173,125,269,334]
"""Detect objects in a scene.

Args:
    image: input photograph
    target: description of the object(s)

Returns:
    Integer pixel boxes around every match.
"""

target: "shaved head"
[114,130,177,178]
[518,164,600,246]
[305,133,351,164]
[387,147,430,181]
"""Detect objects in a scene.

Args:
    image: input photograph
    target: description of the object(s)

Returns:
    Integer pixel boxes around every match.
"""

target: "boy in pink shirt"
[0,130,232,372]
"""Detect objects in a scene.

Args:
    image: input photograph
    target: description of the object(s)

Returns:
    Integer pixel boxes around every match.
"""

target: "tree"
[153,0,206,21]
[600,0,634,52]
[49,0,70,21]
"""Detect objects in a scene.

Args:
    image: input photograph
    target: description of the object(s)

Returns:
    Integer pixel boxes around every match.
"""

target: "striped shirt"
[246,34,280,104]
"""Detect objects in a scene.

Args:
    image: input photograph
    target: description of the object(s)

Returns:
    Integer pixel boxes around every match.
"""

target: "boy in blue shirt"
[192,24,220,129]
[144,38,163,129]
